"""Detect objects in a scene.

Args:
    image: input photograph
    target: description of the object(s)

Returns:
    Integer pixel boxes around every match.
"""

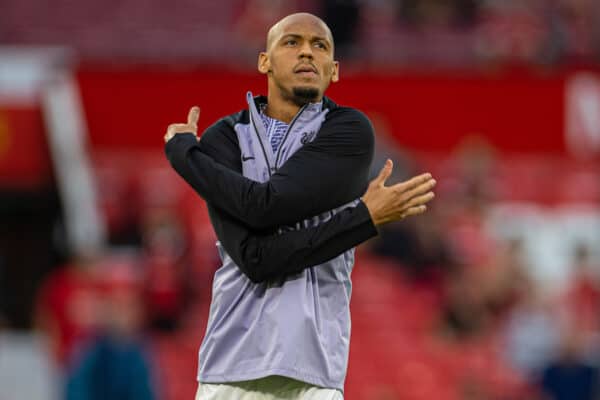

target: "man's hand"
[362,159,436,226]
[164,106,200,143]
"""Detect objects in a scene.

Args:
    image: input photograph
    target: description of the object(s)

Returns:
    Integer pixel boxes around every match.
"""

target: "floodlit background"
[1,0,599,399]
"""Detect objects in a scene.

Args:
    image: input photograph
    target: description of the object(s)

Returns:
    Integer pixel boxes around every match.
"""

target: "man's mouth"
[294,65,318,75]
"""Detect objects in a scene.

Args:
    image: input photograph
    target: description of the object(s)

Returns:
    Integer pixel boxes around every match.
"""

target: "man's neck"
[265,89,322,124]
[264,94,300,124]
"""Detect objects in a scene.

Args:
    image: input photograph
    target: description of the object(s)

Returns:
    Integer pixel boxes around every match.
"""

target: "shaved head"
[258,12,339,121]
[266,13,334,53]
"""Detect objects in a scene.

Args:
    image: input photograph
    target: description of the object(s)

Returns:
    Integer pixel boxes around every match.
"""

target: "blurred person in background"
[501,268,560,380]
[165,12,436,400]
[550,0,600,63]
[321,0,362,59]
[483,237,531,320]
[398,0,479,29]
[438,264,492,340]
[65,263,158,400]
[35,253,103,368]
[540,328,600,400]
[561,242,600,333]
[140,207,189,333]
[373,206,457,284]
[443,136,498,268]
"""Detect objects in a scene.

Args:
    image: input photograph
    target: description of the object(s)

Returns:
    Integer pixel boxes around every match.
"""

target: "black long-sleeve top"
[165,103,378,282]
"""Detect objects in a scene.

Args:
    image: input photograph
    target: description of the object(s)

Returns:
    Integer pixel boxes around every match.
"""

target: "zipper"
[249,109,273,178]
[274,103,308,168]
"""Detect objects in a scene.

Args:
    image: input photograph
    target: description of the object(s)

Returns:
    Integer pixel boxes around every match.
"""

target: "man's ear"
[258,52,270,74]
[331,61,340,83]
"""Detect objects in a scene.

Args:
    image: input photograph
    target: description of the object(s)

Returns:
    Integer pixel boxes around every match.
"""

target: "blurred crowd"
[0,0,600,66]
[239,0,600,66]
[364,135,600,399]
[325,0,600,66]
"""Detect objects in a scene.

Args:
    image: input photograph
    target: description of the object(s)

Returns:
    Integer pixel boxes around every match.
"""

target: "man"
[164,13,435,399]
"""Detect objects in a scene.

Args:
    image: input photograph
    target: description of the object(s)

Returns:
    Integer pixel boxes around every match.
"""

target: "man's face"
[259,16,339,105]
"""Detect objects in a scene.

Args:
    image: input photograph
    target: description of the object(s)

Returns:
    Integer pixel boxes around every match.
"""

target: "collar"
[250,93,336,113]
[258,101,323,124]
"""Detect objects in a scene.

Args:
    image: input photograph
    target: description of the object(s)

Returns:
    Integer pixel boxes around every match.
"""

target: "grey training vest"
[197,92,359,392]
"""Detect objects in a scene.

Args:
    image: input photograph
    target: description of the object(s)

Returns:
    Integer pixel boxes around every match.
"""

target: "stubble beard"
[290,86,320,106]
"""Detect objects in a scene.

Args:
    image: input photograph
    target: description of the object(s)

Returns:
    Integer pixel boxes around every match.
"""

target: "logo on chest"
[300,130,317,145]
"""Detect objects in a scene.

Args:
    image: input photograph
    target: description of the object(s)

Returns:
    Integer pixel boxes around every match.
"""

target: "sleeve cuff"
[356,200,378,237]
[165,132,198,154]
[164,133,199,165]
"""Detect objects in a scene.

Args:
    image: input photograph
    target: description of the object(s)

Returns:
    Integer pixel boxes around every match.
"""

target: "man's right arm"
[165,107,375,230]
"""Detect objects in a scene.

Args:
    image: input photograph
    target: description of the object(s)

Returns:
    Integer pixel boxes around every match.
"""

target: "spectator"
[398,0,479,29]
[140,208,189,332]
[439,266,491,340]
[484,238,531,319]
[540,329,600,400]
[551,0,600,63]
[35,254,102,367]
[373,208,457,283]
[502,279,560,378]
[561,242,600,332]
[65,263,158,400]
[321,0,362,58]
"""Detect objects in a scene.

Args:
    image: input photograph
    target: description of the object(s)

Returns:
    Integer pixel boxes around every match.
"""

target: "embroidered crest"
[300,130,317,144]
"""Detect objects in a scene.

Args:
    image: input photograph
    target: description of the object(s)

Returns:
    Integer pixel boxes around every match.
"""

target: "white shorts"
[195,376,343,400]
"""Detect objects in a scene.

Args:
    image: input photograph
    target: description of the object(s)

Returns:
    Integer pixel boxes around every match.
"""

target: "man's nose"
[298,42,314,59]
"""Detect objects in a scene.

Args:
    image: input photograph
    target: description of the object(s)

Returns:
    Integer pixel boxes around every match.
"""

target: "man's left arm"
[208,200,377,283]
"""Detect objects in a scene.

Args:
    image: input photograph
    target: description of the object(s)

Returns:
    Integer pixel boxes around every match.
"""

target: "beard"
[290,86,320,106]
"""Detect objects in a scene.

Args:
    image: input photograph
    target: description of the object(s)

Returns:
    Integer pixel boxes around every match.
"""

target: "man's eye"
[314,42,326,49]
[285,39,297,46]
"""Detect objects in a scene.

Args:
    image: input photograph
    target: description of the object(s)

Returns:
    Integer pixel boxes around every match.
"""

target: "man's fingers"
[164,108,199,144]
[388,176,435,201]
[374,159,393,186]
[165,122,198,143]
[167,123,196,135]
[404,191,435,209]
[188,106,200,127]
[364,169,435,226]
[398,173,433,192]
[402,205,428,218]
[396,178,436,201]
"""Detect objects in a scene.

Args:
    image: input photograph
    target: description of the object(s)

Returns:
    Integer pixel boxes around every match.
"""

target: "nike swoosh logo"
[242,155,255,162]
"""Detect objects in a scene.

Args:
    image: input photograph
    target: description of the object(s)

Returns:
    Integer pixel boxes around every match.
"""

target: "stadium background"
[1,0,600,399]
